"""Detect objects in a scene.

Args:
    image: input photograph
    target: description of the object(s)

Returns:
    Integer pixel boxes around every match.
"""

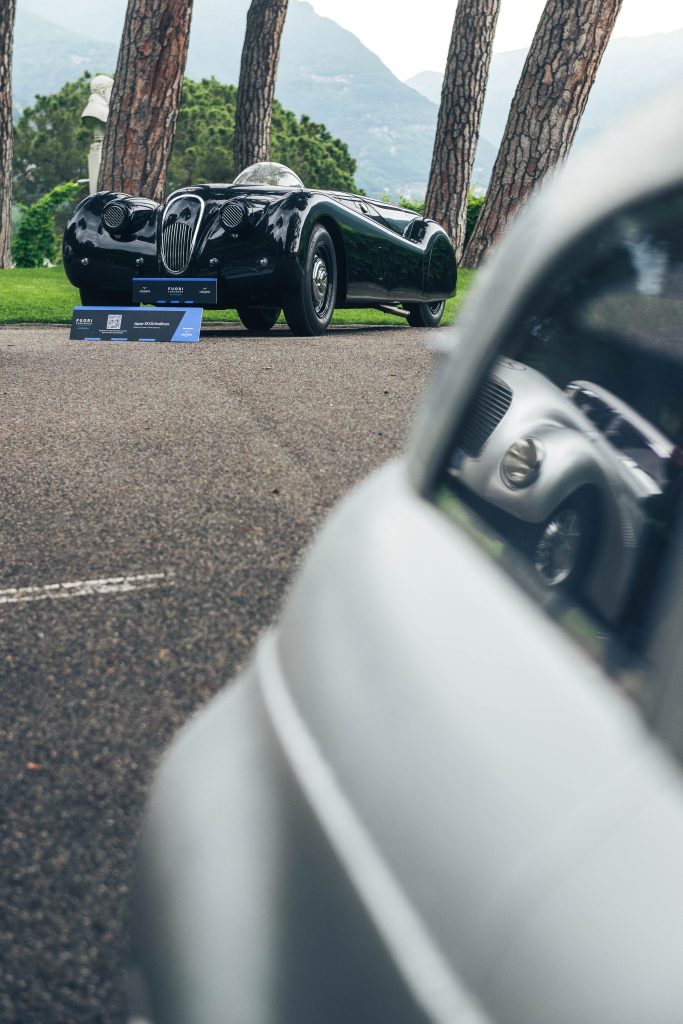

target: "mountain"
[19,1,682,199]
[14,0,497,198]
[406,28,683,158]
[13,7,117,116]
[404,71,442,106]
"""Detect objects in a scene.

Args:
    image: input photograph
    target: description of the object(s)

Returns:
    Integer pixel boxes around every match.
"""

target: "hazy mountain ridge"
[14,1,683,198]
[13,7,117,117]
[406,28,683,155]
[14,0,496,197]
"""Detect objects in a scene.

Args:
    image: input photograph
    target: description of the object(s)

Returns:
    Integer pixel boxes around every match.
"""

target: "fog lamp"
[501,437,542,488]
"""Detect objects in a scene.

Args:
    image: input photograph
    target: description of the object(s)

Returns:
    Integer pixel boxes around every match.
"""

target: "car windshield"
[232,162,304,188]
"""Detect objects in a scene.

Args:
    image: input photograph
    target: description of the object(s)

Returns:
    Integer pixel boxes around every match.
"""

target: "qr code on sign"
[106,314,123,330]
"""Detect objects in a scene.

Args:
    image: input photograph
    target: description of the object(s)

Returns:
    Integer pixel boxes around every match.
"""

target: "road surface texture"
[0,323,437,1023]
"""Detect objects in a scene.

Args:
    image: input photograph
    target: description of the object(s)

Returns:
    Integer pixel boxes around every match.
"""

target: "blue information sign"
[70,306,202,343]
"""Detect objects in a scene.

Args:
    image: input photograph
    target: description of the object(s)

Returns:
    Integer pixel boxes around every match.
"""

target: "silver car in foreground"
[130,86,683,1024]
[450,360,677,621]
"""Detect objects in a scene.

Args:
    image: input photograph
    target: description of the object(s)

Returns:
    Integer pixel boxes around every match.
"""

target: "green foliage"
[14,74,358,201]
[169,77,237,186]
[13,76,93,206]
[397,191,485,244]
[397,195,424,213]
[466,192,485,244]
[170,78,357,192]
[271,110,356,192]
[12,182,84,268]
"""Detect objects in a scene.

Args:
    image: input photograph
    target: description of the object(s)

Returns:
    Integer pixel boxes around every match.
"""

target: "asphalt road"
[0,322,436,1023]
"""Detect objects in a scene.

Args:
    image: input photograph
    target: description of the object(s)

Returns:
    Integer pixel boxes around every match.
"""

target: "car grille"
[454,375,513,457]
[161,194,203,274]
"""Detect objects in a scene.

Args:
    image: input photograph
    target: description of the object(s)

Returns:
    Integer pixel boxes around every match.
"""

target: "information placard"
[132,277,217,305]
[70,306,202,343]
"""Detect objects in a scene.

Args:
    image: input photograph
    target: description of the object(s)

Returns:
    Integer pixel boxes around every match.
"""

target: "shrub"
[465,192,485,244]
[12,182,85,268]
[397,195,424,213]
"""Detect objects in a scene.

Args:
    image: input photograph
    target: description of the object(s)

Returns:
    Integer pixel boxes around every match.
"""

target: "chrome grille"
[454,375,513,457]
[161,194,204,274]
[163,220,193,273]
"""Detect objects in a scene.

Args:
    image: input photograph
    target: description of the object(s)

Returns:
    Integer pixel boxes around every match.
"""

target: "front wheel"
[236,306,281,332]
[532,494,597,592]
[79,287,133,306]
[406,300,446,328]
[283,225,337,336]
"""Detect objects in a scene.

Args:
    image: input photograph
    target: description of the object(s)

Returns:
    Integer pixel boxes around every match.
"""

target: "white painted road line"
[0,572,174,606]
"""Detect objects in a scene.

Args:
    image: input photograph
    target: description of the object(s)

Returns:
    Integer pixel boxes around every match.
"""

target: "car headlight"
[102,201,129,232]
[500,437,543,488]
[220,201,246,231]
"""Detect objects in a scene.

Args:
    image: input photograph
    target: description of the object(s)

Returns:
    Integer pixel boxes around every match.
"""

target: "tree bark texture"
[0,0,17,268]
[98,0,194,202]
[234,0,289,174]
[463,0,623,268]
[425,0,501,263]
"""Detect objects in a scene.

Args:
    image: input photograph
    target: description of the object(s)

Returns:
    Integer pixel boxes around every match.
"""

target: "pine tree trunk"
[233,0,289,174]
[0,0,17,269]
[463,0,623,269]
[424,0,501,263]
[98,0,194,202]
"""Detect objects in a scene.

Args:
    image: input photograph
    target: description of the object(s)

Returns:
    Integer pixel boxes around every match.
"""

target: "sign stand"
[70,306,203,343]
[71,279,218,343]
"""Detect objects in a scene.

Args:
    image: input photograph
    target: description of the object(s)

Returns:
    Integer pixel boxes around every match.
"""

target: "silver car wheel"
[533,508,582,586]
[312,252,330,315]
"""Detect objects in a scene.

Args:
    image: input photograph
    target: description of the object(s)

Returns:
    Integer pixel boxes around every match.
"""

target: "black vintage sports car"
[62,162,457,336]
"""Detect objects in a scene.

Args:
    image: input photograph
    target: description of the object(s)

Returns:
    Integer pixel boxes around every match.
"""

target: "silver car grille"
[455,375,513,458]
[160,194,204,274]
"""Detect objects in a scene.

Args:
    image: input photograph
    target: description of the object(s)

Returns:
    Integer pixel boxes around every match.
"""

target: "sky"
[305,0,683,81]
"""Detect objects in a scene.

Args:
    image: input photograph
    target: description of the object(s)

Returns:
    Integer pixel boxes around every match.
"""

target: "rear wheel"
[406,300,446,328]
[283,225,337,336]
[237,306,281,332]
[79,287,133,306]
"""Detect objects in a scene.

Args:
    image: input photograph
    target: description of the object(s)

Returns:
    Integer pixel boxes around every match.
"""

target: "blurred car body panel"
[130,87,683,1024]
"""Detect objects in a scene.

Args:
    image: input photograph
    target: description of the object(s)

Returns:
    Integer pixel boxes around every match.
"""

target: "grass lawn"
[0,266,476,327]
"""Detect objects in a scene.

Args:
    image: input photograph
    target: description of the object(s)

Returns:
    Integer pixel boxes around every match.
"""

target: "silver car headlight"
[500,437,543,488]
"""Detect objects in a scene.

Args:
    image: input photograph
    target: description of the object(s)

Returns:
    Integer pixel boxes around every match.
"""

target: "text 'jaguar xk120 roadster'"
[63,162,457,336]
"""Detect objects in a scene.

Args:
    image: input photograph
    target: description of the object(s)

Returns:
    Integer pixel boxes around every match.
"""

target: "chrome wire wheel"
[311,250,331,316]
[427,300,445,317]
[533,508,583,586]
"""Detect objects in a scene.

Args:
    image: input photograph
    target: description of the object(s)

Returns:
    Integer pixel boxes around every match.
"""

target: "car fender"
[424,226,458,297]
[63,191,159,290]
[132,462,683,1024]
[459,423,606,525]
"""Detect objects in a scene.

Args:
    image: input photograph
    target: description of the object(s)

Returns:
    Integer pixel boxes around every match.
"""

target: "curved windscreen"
[232,162,304,188]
